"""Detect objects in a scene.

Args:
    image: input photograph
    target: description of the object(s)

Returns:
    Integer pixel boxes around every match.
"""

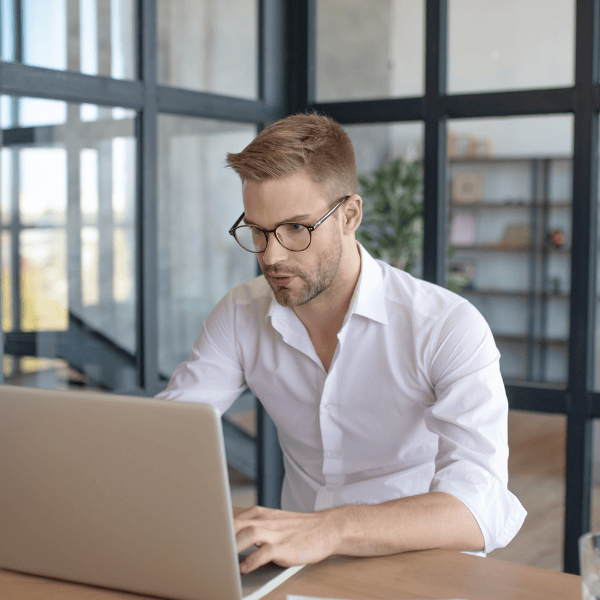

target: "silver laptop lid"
[0,385,243,600]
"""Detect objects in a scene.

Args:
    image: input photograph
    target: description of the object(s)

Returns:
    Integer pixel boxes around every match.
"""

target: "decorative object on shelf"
[356,157,465,293]
[451,172,484,203]
[448,132,475,159]
[499,223,531,249]
[546,228,565,249]
[450,213,477,246]
[447,131,493,159]
[472,138,494,158]
[448,261,476,290]
[551,276,561,295]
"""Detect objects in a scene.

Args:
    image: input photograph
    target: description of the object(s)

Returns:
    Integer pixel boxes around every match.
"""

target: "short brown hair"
[226,112,358,200]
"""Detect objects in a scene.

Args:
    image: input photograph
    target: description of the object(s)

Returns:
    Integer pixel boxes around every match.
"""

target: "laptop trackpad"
[240,548,305,600]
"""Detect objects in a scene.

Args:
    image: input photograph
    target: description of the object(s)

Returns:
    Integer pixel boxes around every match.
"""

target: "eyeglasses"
[229,195,349,254]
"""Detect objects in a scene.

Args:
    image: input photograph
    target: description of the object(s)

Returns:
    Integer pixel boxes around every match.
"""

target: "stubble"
[263,237,343,307]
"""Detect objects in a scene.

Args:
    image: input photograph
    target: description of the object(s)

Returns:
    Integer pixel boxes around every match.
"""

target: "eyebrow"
[243,213,312,228]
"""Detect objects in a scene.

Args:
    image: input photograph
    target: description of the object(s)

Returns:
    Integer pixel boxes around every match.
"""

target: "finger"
[233,506,268,532]
[239,544,276,574]
[236,505,289,522]
[235,505,262,519]
[236,523,274,554]
[234,516,269,535]
[234,507,284,534]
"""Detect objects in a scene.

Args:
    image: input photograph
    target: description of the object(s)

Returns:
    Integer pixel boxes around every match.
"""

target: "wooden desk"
[0,550,581,600]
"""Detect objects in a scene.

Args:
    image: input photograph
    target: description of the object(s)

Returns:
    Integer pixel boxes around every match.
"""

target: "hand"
[234,505,338,574]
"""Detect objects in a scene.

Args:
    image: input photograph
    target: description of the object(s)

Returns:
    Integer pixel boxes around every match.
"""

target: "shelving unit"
[448,156,572,386]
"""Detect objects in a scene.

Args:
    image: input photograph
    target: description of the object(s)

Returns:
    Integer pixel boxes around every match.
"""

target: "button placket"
[319,371,342,477]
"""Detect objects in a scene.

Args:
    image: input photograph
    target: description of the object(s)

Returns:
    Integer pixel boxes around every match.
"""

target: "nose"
[261,231,290,265]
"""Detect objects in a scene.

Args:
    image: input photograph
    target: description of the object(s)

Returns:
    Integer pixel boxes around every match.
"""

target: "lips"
[270,275,295,286]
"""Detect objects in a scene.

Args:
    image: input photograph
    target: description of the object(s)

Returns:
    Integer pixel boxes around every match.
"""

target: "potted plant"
[356,157,465,293]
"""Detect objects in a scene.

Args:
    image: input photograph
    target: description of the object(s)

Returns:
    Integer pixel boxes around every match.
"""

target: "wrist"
[321,504,360,556]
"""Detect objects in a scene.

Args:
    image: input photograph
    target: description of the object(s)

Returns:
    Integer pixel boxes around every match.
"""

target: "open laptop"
[0,384,303,600]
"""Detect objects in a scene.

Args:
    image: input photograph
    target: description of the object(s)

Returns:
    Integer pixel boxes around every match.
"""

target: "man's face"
[242,172,343,308]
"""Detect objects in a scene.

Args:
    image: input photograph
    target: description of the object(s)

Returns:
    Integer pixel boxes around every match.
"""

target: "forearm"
[327,491,485,557]
[235,491,484,573]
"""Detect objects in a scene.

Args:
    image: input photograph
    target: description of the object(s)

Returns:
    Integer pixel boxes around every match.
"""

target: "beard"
[262,237,343,307]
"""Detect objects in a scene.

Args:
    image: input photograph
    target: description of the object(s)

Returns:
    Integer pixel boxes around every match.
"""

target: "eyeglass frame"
[228,195,350,253]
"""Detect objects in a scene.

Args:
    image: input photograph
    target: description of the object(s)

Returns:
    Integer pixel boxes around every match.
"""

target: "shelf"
[503,378,567,389]
[453,244,570,254]
[450,200,571,210]
[494,334,568,347]
[461,288,570,299]
[449,155,571,164]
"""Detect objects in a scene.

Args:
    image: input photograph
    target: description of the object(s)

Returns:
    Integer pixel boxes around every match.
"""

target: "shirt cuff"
[430,467,527,553]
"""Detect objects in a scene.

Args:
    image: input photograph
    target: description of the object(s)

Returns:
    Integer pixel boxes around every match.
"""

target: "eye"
[284,223,304,233]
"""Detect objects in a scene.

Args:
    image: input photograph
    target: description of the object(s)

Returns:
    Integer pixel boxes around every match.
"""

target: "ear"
[341,194,362,235]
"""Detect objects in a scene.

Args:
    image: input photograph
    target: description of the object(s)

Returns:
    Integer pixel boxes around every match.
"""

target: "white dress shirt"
[157,244,526,553]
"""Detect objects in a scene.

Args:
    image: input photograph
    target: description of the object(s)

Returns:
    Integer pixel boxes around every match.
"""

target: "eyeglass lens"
[234,223,311,252]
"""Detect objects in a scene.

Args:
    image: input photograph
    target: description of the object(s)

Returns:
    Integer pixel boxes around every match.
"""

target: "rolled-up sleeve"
[155,292,247,415]
[424,300,527,553]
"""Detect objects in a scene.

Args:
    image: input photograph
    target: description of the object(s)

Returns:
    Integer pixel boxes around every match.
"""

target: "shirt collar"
[266,242,388,328]
[352,243,388,325]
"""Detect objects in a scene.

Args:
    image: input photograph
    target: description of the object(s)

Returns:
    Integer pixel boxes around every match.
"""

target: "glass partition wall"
[0,0,280,509]
[1,96,137,390]
[316,0,593,575]
[2,0,600,574]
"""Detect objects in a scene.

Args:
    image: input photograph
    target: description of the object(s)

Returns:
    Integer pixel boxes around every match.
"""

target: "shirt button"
[326,451,338,458]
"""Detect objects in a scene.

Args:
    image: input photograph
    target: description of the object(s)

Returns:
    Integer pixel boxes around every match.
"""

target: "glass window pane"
[316,0,425,102]
[1,96,12,128]
[1,95,137,392]
[157,0,258,99]
[1,0,135,79]
[113,226,133,304]
[81,226,99,307]
[20,229,68,331]
[112,137,135,225]
[157,116,258,501]
[489,411,566,571]
[22,0,67,70]
[448,0,575,94]
[448,115,573,387]
[1,231,12,331]
[591,422,600,532]
[3,355,15,379]
[20,148,67,226]
[345,122,425,278]
[1,148,11,225]
[16,98,67,128]
[158,116,257,377]
[81,149,99,225]
[595,122,600,392]
[1,0,15,61]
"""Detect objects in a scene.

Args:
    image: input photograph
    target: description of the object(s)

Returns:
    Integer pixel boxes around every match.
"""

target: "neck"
[293,242,362,335]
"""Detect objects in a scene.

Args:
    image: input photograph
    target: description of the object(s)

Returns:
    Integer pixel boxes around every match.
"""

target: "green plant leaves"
[356,157,464,292]
[356,158,423,273]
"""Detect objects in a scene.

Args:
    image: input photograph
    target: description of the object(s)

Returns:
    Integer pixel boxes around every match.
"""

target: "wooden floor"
[229,409,596,572]
[488,411,600,571]
[487,411,568,570]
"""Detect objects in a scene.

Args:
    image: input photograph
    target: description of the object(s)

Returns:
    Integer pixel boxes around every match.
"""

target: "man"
[157,113,526,574]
